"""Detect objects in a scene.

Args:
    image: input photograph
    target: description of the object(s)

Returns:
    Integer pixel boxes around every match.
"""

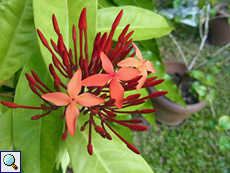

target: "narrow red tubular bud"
[100,93,107,99]
[144,79,164,88]
[121,31,134,45]
[79,7,87,30]
[0,101,18,108]
[145,76,158,83]
[29,83,40,95]
[91,109,98,116]
[62,132,68,141]
[105,132,112,140]
[87,144,93,155]
[25,73,37,85]
[120,119,143,124]
[126,143,140,154]
[128,75,142,84]
[83,109,89,115]
[37,29,49,48]
[63,50,70,67]
[112,9,123,30]
[129,125,148,132]
[49,64,61,83]
[52,14,60,35]
[31,115,41,120]
[51,39,58,53]
[81,126,85,131]
[68,49,74,68]
[125,82,138,90]
[148,91,168,99]
[54,80,60,92]
[72,24,77,42]
[103,99,116,107]
[95,126,105,134]
[124,94,141,102]
[99,32,108,51]
[118,24,130,42]
[41,104,49,110]
[106,111,117,117]
[58,34,65,55]
[139,109,158,113]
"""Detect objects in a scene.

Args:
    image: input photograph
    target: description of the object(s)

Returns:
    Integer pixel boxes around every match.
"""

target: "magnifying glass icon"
[3,154,18,170]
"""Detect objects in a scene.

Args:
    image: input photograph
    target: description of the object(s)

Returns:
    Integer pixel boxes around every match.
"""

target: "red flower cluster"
[0,8,167,155]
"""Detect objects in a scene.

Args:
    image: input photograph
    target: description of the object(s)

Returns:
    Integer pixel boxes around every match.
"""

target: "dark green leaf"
[113,0,155,11]
[218,115,230,131]
[98,0,116,9]
[0,109,13,151]
[219,135,230,152]
[13,51,63,173]
[0,0,38,83]
[189,70,205,81]
[97,6,172,41]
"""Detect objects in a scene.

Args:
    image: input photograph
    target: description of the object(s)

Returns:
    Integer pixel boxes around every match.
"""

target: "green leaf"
[219,135,230,153]
[33,0,97,68]
[13,51,63,173]
[189,70,205,81]
[173,0,183,8]
[65,114,153,173]
[218,115,230,131]
[113,0,155,11]
[193,85,207,97]
[0,109,13,151]
[215,125,225,133]
[191,81,201,94]
[135,42,186,108]
[97,6,172,41]
[0,0,38,83]
[203,74,215,86]
[209,66,219,74]
[55,141,70,173]
[98,0,116,9]
[205,88,217,106]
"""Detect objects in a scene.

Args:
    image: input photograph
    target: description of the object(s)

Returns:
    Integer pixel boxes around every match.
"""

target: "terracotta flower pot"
[148,61,206,126]
[209,4,230,46]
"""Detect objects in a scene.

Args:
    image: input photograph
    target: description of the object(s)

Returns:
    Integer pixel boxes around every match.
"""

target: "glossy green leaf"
[97,6,172,41]
[98,0,116,9]
[215,125,225,133]
[55,141,70,173]
[135,42,186,108]
[113,0,155,11]
[219,135,230,152]
[0,0,38,83]
[218,115,230,131]
[33,0,97,68]
[13,51,63,173]
[194,85,207,97]
[189,70,205,81]
[204,74,215,86]
[0,109,13,151]
[65,114,153,173]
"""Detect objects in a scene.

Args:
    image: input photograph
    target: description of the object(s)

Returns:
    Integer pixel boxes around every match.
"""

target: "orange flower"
[117,42,156,90]
[82,52,140,109]
[42,69,105,136]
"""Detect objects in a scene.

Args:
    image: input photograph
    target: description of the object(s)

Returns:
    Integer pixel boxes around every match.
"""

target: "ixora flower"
[0,7,168,155]
[118,42,156,90]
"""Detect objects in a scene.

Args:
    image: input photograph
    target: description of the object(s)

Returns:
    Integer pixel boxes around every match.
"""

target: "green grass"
[133,32,230,173]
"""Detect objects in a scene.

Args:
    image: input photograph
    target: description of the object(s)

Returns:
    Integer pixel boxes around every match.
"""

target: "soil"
[169,72,199,104]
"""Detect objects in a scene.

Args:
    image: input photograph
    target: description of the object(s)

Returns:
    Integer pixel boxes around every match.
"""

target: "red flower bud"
[37,29,49,48]
[0,101,18,108]
[126,143,140,154]
[62,132,68,141]
[52,14,60,35]
[87,144,93,155]
[95,126,105,134]
[105,132,112,140]
[31,115,41,120]
[25,73,37,85]
[129,125,148,132]
[139,109,158,114]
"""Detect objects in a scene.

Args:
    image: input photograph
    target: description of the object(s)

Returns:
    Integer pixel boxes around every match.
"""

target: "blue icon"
[3,154,18,170]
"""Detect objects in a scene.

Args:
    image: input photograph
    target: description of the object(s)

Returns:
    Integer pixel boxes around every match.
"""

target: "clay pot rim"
[149,60,206,114]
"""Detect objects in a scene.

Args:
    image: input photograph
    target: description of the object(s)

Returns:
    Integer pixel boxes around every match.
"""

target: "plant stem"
[0,93,14,98]
[169,33,188,68]
[188,4,210,72]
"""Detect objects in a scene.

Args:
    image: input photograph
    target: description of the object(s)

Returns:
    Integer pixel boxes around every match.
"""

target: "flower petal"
[117,57,141,68]
[101,52,114,75]
[116,67,140,81]
[110,78,124,109]
[68,69,82,98]
[75,93,105,107]
[42,92,70,106]
[145,61,156,73]
[81,74,111,86]
[136,65,147,90]
[66,101,79,136]
[132,42,143,61]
